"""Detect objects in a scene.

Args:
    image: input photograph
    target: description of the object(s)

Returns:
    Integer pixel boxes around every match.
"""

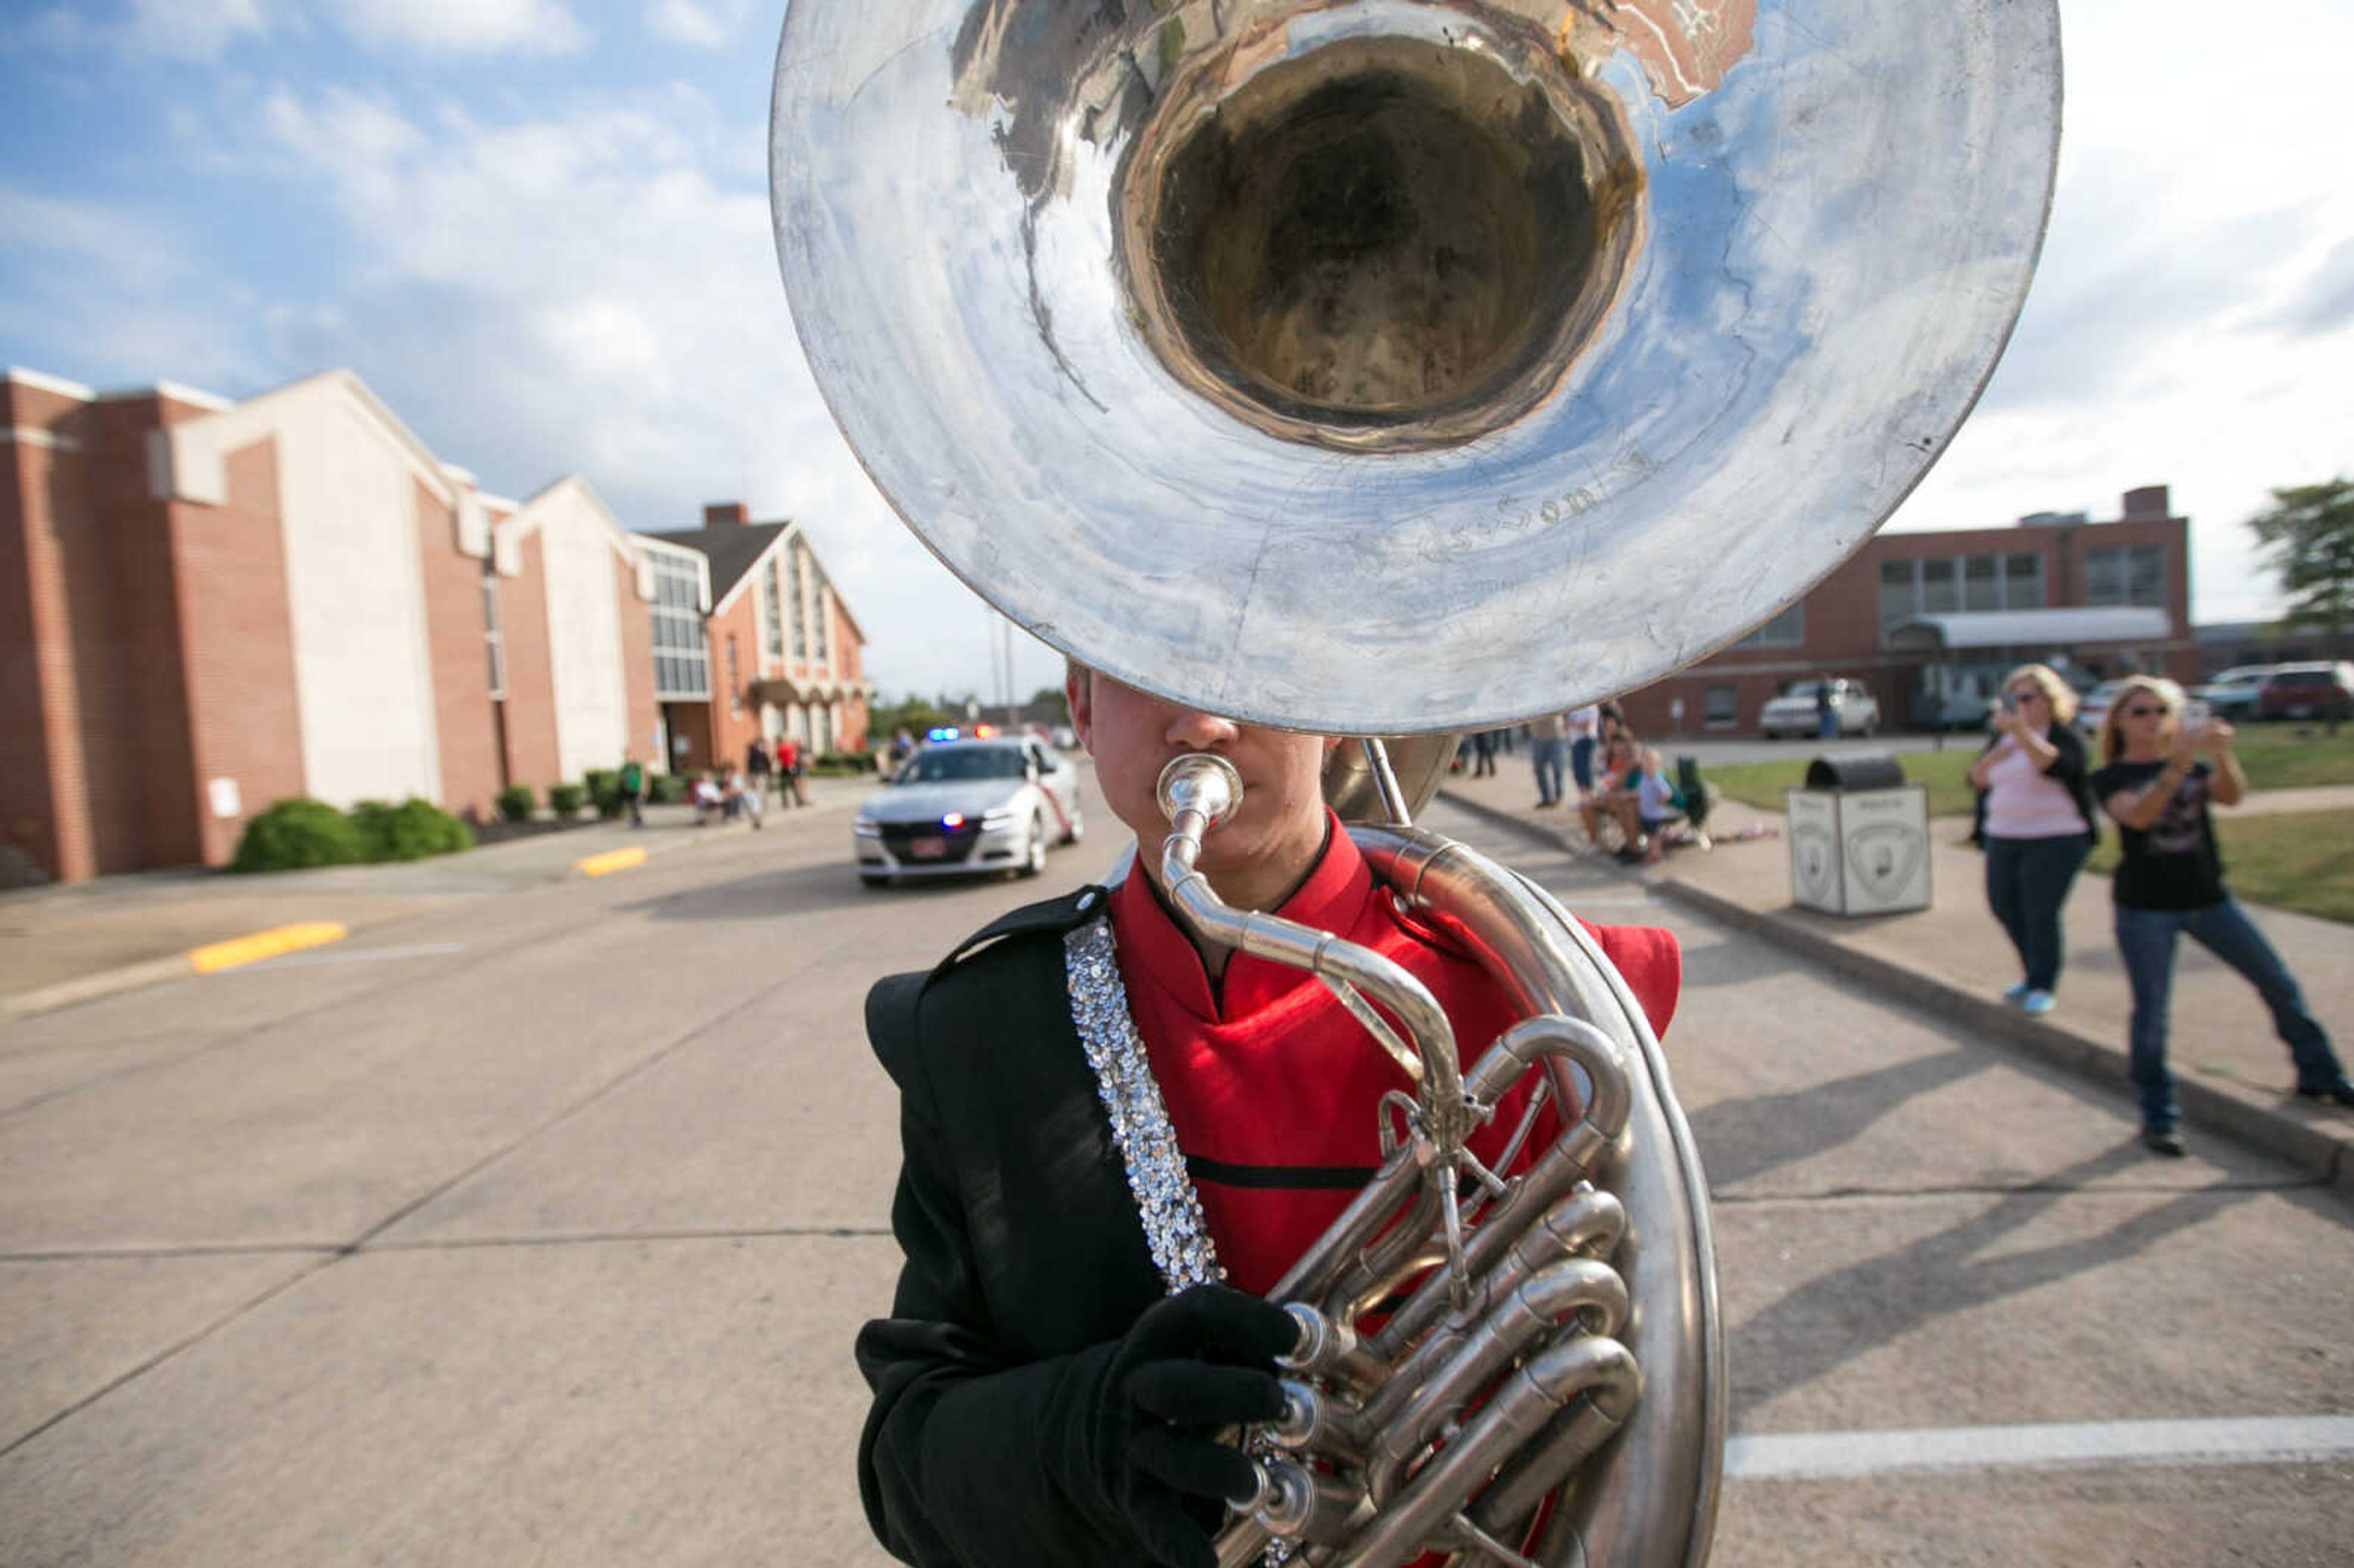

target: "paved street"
[2,771,2348,1566]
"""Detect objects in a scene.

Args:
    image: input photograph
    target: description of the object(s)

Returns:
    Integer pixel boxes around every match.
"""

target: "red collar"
[1110,811,1377,1024]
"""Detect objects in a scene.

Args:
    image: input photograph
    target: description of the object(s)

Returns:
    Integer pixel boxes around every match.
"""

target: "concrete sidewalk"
[0,778,864,1020]
[1439,761,2354,1192]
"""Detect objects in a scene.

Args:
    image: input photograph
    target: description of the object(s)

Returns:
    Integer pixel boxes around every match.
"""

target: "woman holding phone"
[1967,663,2099,1015]
[2090,676,2353,1155]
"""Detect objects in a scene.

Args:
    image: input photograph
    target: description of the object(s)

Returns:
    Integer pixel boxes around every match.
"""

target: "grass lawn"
[1697,720,2354,820]
[2082,809,2354,926]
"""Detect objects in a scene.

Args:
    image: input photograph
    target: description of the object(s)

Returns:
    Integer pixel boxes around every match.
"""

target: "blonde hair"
[2002,662,2079,725]
[2097,674,2185,764]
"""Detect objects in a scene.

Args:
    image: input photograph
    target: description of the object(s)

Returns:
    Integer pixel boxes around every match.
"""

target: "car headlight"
[853,818,881,838]
[980,807,1017,829]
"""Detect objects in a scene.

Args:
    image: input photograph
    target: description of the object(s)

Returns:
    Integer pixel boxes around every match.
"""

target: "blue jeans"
[1983,832,2090,992]
[2114,897,2346,1132]
[1817,709,1837,739]
[1531,737,1568,804]
[1569,736,1596,794]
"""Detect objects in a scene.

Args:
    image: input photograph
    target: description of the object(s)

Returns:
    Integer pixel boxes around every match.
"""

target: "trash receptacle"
[1786,755,1931,915]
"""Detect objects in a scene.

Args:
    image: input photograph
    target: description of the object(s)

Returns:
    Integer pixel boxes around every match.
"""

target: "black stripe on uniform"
[1183,1155,1377,1191]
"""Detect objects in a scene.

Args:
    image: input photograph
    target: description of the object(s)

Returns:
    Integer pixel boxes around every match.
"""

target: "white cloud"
[338,0,587,56]
[239,81,1052,698]
[644,0,753,49]
[1880,0,2354,633]
[7,0,275,61]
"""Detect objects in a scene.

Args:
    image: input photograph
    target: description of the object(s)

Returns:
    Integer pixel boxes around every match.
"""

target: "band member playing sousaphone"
[773,0,2059,1558]
[858,666,1678,1568]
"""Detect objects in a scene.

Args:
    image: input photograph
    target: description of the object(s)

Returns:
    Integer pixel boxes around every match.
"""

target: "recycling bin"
[1786,754,1931,916]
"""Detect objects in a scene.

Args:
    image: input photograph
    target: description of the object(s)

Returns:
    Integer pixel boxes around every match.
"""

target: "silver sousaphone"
[772,3,2059,1564]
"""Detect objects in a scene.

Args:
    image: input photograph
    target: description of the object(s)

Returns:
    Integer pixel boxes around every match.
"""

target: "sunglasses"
[2008,689,2045,702]
[2118,704,2168,718]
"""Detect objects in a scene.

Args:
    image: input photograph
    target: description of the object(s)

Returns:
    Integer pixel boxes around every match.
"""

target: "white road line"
[240,942,468,972]
[1726,1416,2354,1480]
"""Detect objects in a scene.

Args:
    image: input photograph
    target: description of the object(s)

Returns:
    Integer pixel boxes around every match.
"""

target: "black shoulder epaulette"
[927,884,1111,983]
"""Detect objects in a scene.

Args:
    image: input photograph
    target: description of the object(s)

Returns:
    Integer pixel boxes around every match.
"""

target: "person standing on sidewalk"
[747,736,774,800]
[1566,704,1600,799]
[1814,676,1837,740]
[619,756,646,828]
[2091,675,2354,1157]
[1966,663,2097,1017]
[1528,709,1570,809]
[775,736,807,807]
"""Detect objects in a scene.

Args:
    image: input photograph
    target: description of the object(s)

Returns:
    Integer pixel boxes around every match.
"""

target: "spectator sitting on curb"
[1631,748,1683,865]
[1579,733,1642,852]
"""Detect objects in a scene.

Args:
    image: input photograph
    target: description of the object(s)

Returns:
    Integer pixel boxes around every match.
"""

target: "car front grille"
[878,820,985,865]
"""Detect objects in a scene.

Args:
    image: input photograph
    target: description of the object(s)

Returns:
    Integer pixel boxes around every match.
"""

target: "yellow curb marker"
[186,921,349,975]
[574,847,648,878]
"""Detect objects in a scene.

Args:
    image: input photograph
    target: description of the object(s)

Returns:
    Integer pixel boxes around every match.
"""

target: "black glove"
[1056,1285,1297,1568]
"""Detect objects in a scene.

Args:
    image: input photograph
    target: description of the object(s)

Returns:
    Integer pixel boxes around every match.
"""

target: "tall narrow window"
[1878,559,1916,638]
[812,570,832,662]
[761,558,785,658]
[2003,552,2043,609]
[648,550,710,698]
[2083,546,2127,606]
[726,634,742,715]
[1963,555,1998,612]
[1920,558,1959,614]
[481,569,506,698]
[788,547,809,660]
[2128,545,2165,607]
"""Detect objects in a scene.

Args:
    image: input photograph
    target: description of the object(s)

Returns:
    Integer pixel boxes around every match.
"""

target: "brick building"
[2,366,869,885]
[1615,486,2200,737]
[639,503,870,774]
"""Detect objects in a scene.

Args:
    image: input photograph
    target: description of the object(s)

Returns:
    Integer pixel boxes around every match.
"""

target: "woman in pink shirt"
[1967,663,2100,1014]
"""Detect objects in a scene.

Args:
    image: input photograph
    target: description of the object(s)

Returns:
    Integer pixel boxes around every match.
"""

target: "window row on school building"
[1,366,870,885]
[1613,485,2204,737]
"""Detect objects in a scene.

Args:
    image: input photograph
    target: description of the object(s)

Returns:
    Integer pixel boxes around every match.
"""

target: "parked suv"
[2195,664,2277,722]
[2256,661,2354,722]
[1757,678,1880,739]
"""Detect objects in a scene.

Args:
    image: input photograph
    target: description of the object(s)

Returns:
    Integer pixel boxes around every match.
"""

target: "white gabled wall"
[157,370,456,810]
[277,390,443,807]
[520,484,631,783]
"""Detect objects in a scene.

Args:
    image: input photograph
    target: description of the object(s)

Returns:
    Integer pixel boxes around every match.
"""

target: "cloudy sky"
[4,0,2349,702]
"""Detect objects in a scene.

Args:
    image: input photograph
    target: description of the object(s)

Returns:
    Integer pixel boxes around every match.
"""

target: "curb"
[3,921,349,1024]
[1,824,734,1025]
[573,847,649,878]
[1436,788,2354,1197]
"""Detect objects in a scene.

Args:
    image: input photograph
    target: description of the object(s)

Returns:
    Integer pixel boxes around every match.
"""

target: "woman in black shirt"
[2090,676,2353,1156]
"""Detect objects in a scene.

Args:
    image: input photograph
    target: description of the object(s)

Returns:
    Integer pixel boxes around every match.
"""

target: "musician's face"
[1067,669,1339,908]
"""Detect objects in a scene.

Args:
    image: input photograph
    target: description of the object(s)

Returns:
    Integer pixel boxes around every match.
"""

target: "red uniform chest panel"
[1108,828,1680,1297]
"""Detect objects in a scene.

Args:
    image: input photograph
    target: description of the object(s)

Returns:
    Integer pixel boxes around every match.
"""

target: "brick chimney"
[2121,485,2170,520]
[703,501,750,527]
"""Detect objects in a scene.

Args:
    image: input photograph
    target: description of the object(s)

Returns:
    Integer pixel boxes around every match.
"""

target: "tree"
[2248,479,2354,658]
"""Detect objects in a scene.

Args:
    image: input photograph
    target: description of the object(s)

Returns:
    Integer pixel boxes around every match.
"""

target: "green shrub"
[809,750,874,777]
[649,772,688,804]
[232,798,368,873]
[548,783,587,818]
[353,797,471,861]
[584,768,625,819]
[495,784,536,823]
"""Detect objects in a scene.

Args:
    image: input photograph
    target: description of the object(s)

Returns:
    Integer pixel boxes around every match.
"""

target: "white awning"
[1888,607,2173,652]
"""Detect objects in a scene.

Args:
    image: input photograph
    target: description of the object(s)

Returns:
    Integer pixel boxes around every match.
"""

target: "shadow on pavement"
[615,860,1031,922]
[1729,1140,2251,1415]
[1691,1046,1990,1190]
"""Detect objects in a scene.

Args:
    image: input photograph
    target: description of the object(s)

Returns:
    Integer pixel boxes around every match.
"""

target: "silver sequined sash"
[1063,916,1224,1293]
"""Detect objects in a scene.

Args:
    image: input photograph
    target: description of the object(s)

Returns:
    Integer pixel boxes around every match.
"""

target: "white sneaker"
[2022,989,2055,1016]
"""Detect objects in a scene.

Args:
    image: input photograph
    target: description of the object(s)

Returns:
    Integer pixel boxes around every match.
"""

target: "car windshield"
[899,747,1026,783]
[1778,682,1824,699]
